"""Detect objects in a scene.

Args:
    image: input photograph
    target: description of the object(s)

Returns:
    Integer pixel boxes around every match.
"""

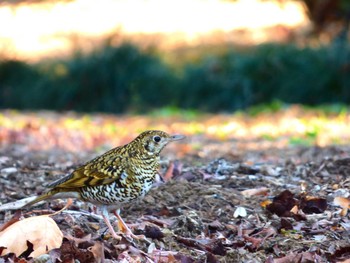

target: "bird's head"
[134,130,185,156]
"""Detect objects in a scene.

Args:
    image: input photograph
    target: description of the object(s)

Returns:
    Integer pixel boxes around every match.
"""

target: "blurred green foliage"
[0,42,349,113]
[180,43,350,111]
[0,44,177,112]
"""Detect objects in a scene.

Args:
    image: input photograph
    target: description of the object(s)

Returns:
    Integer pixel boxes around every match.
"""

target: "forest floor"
[0,110,350,262]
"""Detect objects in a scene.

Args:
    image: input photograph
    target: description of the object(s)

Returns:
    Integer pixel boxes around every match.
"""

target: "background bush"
[0,42,349,113]
[180,43,350,111]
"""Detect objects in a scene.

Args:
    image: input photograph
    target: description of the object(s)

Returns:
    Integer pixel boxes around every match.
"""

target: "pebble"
[1,167,18,175]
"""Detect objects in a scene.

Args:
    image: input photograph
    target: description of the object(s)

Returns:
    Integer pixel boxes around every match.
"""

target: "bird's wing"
[48,153,129,189]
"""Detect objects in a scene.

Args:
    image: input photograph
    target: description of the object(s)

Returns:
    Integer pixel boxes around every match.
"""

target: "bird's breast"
[79,169,157,205]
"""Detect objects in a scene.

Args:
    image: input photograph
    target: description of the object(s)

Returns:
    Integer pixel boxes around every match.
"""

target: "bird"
[0,130,185,240]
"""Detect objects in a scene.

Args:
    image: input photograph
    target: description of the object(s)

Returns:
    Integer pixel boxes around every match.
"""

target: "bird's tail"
[23,189,61,208]
[0,189,80,211]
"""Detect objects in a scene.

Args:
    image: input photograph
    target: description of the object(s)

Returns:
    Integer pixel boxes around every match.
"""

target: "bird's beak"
[169,134,186,141]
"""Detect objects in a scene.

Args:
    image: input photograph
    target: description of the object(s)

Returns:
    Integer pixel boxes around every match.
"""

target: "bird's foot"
[119,230,149,243]
[117,223,151,243]
[100,227,123,241]
[110,232,123,241]
[114,213,151,243]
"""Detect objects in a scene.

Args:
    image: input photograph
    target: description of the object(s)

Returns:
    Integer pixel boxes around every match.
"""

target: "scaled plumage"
[7,130,185,240]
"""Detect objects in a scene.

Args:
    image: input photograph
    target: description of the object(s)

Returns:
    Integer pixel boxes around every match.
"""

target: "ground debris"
[1,144,350,262]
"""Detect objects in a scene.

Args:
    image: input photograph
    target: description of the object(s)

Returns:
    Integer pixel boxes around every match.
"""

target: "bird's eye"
[153,136,161,143]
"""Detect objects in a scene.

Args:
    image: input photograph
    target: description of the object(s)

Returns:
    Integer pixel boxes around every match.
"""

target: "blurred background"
[1,3,349,262]
[1,0,349,113]
[0,0,350,152]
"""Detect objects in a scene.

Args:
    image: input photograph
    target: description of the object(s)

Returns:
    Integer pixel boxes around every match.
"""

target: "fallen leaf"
[167,253,178,263]
[266,190,297,217]
[243,236,263,250]
[60,239,95,262]
[334,197,350,208]
[329,246,350,262]
[260,200,272,208]
[0,215,63,258]
[290,205,299,214]
[142,225,164,240]
[279,218,293,231]
[88,241,105,263]
[300,196,327,214]
[334,197,350,216]
[241,187,269,197]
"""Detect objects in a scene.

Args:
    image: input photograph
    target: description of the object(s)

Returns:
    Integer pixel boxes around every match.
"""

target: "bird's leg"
[113,209,146,240]
[101,206,122,240]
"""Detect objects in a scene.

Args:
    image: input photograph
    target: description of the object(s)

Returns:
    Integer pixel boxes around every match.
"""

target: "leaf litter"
[1,112,350,262]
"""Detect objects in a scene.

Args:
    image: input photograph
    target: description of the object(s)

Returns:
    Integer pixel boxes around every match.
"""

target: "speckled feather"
[25,130,184,207]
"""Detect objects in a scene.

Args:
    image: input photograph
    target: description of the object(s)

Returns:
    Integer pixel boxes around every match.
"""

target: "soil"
[1,139,350,262]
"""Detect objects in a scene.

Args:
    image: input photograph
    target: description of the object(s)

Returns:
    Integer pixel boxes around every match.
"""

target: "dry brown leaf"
[241,187,269,197]
[290,205,299,214]
[167,253,177,263]
[260,200,272,208]
[266,190,297,217]
[0,199,71,258]
[0,215,63,258]
[334,197,350,208]
[340,208,348,217]
[88,241,105,263]
[300,196,327,214]
[334,197,350,217]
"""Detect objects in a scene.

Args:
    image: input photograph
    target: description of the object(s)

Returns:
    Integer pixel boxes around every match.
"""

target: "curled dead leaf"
[0,215,63,258]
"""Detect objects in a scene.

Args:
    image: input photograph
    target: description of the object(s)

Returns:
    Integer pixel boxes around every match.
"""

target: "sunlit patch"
[1,106,350,153]
[0,0,308,61]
